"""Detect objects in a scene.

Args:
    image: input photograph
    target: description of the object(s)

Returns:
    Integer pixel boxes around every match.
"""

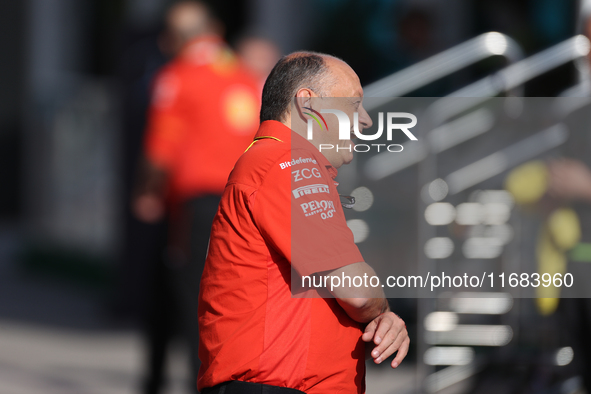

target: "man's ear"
[295,88,314,123]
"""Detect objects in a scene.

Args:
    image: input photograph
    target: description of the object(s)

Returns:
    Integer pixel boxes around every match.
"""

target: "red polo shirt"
[144,35,260,201]
[198,120,366,393]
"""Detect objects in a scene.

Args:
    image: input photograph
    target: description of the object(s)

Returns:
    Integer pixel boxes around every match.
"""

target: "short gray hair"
[260,52,337,123]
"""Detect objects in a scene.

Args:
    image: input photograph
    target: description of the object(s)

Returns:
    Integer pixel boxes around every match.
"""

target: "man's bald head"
[260,52,339,123]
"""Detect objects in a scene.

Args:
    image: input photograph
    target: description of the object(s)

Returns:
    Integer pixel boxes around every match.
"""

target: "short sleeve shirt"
[198,121,366,393]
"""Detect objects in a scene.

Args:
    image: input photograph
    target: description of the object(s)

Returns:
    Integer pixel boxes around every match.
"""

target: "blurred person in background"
[547,157,591,391]
[545,5,591,392]
[132,1,261,392]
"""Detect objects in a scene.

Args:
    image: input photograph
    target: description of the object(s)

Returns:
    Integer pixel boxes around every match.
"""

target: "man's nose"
[358,105,373,130]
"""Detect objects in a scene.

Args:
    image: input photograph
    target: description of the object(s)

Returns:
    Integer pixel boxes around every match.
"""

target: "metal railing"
[364,35,591,181]
[363,32,524,110]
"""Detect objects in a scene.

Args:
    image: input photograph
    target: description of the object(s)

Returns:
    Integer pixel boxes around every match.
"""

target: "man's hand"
[328,262,389,322]
[548,159,591,202]
[362,312,409,368]
[324,263,409,366]
[132,158,168,223]
[132,193,166,223]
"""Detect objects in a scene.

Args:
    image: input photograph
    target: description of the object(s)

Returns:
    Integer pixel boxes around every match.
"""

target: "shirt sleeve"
[143,67,186,170]
[253,150,363,277]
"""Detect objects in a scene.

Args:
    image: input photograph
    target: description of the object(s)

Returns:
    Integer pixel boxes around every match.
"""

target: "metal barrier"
[364,35,591,181]
[450,35,590,98]
[363,32,524,110]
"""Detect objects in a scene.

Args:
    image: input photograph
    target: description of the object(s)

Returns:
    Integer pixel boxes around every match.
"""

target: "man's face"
[314,60,373,168]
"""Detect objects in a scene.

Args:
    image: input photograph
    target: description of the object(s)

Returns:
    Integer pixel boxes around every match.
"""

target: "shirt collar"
[256,120,338,179]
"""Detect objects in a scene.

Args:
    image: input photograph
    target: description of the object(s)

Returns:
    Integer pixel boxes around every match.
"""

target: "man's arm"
[326,261,388,322]
[132,66,185,224]
[131,158,168,223]
[326,262,410,368]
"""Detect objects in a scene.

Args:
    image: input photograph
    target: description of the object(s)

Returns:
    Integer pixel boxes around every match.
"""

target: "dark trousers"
[141,221,174,394]
[173,195,222,391]
[143,195,221,394]
[143,235,179,394]
[202,381,305,394]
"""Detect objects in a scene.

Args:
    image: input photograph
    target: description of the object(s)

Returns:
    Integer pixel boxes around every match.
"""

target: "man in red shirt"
[198,52,409,393]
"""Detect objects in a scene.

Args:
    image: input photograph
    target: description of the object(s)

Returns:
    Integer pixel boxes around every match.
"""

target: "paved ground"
[0,320,188,394]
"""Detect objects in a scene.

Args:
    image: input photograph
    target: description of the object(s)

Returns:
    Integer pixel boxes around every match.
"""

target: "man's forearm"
[132,157,168,223]
[337,296,390,323]
[135,157,168,197]
[326,262,390,323]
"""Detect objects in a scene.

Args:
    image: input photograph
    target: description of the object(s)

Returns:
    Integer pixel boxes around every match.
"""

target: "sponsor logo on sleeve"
[292,184,330,199]
[300,199,336,220]
[280,156,318,170]
[292,167,322,182]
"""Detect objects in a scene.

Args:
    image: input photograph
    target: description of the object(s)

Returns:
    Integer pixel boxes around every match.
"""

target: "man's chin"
[341,152,354,166]
[341,142,354,166]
